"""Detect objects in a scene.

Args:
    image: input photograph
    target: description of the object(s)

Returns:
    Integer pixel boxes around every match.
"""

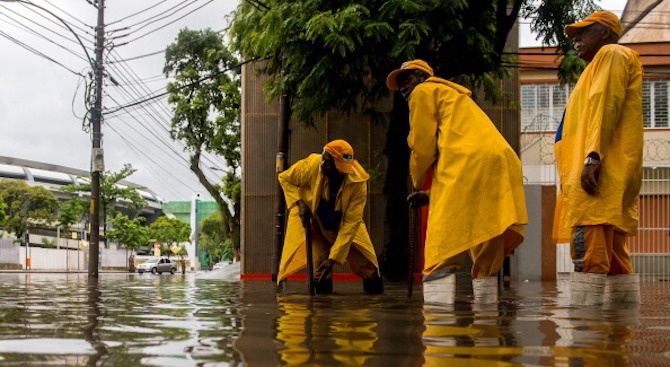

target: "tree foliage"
[0,179,58,241]
[57,196,87,236]
[199,211,234,263]
[0,197,6,226]
[148,216,191,249]
[522,0,601,84]
[229,0,604,122]
[60,163,147,240]
[163,28,242,259]
[107,213,149,253]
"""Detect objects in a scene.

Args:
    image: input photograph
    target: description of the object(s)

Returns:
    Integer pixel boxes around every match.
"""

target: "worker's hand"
[407,191,429,208]
[297,200,311,227]
[580,164,600,196]
[317,258,335,283]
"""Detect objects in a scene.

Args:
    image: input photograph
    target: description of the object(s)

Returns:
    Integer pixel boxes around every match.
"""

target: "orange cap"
[386,59,434,91]
[565,10,623,38]
[323,140,355,174]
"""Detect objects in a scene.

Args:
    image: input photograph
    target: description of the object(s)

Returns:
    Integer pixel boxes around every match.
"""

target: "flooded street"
[0,272,669,366]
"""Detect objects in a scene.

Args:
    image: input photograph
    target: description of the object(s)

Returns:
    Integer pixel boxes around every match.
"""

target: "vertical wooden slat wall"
[241,63,391,275]
[241,63,280,275]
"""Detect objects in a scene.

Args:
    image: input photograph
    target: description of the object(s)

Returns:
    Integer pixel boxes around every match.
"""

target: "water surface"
[0,272,669,366]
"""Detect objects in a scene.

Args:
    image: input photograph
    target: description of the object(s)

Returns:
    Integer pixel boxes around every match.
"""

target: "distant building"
[0,156,163,222]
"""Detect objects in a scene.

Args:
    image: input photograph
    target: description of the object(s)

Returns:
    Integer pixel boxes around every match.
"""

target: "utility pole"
[272,75,291,282]
[89,0,105,278]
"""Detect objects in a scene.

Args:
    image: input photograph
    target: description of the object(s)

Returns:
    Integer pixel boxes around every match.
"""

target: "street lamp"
[2,0,105,278]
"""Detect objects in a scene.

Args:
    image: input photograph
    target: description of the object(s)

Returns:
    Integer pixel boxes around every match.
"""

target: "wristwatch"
[584,157,601,165]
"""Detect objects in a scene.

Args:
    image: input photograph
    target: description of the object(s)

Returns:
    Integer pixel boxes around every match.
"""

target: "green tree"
[0,179,58,242]
[57,196,87,236]
[163,28,242,260]
[61,164,147,245]
[522,0,600,84]
[107,213,150,270]
[148,216,191,250]
[199,211,234,266]
[57,196,87,264]
[228,0,601,280]
[0,196,6,226]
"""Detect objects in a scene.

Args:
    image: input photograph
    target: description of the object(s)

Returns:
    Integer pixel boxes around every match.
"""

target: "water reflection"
[0,273,667,366]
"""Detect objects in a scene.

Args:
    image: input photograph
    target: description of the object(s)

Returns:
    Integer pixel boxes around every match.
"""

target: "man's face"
[398,70,426,100]
[320,152,337,176]
[572,23,608,62]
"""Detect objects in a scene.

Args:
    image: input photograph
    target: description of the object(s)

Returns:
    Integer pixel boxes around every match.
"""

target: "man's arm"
[327,182,367,263]
[278,155,316,209]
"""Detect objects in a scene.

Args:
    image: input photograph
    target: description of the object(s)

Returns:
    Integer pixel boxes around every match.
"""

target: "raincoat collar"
[424,76,473,96]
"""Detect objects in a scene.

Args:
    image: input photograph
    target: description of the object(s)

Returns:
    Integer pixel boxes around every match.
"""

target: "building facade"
[519,2,670,274]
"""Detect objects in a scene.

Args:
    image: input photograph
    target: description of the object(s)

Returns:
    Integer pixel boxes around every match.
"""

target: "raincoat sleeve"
[407,87,438,190]
[328,181,367,263]
[277,156,315,210]
[583,48,630,160]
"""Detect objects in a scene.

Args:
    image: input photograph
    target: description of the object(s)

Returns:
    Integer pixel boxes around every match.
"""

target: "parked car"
[212,261,231,270]
[137,258,177,274]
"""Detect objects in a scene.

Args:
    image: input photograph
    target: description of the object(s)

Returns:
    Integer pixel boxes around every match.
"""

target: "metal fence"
[521,129,670,279]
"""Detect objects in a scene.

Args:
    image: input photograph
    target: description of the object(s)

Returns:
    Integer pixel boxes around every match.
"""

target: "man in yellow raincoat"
[386,60,527,305]
[277,140,383,294]
[554,11,643,306]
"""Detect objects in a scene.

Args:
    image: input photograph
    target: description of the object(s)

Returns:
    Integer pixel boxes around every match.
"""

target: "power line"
[0,30,84,76]
[0,11,91,65]
[106,0,171,26]
[106,28,225,64]
[103,58,254,115]
[110,0,200,32]
[110,0,214,46]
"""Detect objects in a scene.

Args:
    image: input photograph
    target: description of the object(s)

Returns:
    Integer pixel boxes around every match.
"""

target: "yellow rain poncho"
[277,154,379,283]
[553,44,643,239]
[407,77,527,276]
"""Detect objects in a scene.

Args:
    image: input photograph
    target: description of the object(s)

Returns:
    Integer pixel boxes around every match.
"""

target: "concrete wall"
[511,185,557,282]
[0,238,132,271]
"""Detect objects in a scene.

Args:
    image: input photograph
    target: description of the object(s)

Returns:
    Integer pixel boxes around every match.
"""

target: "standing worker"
[555,11,643,306]
[276,140,384,295]
[386,59,528,305]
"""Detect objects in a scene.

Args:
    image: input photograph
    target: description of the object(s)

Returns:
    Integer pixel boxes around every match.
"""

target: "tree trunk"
[380,93,411,282]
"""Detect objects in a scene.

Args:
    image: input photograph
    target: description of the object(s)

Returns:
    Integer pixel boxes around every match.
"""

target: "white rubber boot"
[570,272,606,306]
[472,276,498,305]
[604,274,641,304]
[423,273,456,305]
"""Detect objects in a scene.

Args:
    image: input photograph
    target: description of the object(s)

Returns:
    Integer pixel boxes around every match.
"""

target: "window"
[521,83,572,132]
[651,80,668,128]
[522,80,670,131]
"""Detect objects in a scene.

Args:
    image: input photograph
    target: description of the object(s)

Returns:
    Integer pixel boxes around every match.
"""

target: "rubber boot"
[472,276,498,305]
[570,272,606,306]
[604,274,641,304]
[314,277,333,295]
[423,273,456,305]
[363,275,384,295]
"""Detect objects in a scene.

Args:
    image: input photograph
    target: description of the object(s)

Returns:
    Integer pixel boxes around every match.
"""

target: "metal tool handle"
[408,205,418,297]
[304,215,315,296]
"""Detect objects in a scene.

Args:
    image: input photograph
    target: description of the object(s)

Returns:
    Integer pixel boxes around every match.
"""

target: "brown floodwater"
[0,272,669,366]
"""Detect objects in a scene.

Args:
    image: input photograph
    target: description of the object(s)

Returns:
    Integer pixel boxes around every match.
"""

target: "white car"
[137,258,177,274]
[212,261,231,270]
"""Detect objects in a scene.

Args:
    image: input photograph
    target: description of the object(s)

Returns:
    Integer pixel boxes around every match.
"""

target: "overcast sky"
[0,0,238,202]
[0,0,627,202]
